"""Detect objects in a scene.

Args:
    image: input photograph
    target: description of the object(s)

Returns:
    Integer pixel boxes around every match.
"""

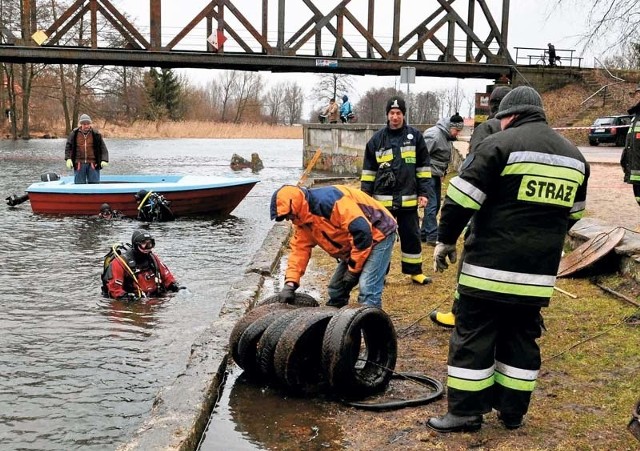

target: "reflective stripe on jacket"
[361,124,431,210]
[438,111,589,307]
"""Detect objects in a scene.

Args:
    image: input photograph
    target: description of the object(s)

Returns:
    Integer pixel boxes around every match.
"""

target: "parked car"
[588,115,633,146]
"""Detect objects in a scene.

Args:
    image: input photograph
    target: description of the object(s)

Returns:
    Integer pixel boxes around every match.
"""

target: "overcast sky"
[108,0,599,115]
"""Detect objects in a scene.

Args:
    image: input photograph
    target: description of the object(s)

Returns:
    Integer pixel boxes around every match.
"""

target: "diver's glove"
[123,293,140,302]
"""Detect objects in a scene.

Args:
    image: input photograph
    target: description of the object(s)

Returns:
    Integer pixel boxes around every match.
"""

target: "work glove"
[168,282,186,292]
[433,242,457,272]
[101,161,109,169]
[278,284,296,303]
[123,293,140,302]
[342,271,360,292]
[66,159,73,170]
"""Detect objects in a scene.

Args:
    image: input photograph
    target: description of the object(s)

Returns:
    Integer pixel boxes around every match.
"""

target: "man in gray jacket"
[420,112,465,245]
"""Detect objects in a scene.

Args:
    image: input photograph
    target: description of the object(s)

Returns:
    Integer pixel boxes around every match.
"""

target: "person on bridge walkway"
[340,94,353,123]
[427,86,589,433]
[271,184,397,309]
[322,98,339,124]
[361,95,434,285]
[64,114,109,184]
[420,112,465,247]
[547,43,557,66]
[620,83,640,207]
[430,86,512,329]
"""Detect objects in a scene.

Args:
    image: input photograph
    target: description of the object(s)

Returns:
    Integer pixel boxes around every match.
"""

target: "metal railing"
[514,47,583,68]
[580,57,626,106]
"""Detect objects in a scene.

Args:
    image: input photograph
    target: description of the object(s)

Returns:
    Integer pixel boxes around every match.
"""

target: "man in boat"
[97,203,122,220]
[360,95,434,286]
[64,114,109,184]
[102,230,183,301]
[270,184,397,309]
[134,189,175,222]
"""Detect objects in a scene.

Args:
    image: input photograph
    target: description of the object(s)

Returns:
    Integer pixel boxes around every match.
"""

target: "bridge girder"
[0,0,514,79]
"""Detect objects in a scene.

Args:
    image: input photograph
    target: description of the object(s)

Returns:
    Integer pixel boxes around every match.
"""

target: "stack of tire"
[229,293,397,398]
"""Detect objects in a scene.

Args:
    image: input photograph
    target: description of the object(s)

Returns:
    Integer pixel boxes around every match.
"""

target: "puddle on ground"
[198,364,345,450]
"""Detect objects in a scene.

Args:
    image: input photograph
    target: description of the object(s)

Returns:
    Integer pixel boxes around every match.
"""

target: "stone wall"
[303,123,470,176]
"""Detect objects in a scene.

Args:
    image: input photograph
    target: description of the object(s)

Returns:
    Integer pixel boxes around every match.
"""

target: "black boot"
[497,412,524,430]
[326,297,348,308]
[427,412,482,433]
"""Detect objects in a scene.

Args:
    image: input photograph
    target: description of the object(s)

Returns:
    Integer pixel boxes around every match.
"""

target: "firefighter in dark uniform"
[427,86,590,432]
[620,83,640,206]
[361,96,433,285]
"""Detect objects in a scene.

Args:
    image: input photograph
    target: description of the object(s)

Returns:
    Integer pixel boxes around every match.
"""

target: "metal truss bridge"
[0,0,514,80]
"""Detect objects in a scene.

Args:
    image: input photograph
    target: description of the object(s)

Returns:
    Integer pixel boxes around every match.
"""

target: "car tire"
[589,139,598,146]
[236,309,294,377]
[256,308,311,381]
[272,308,336,393]
[257,292,320,307]
[321,306,397,398]
[615,134,626,147]
[229,303,294,366]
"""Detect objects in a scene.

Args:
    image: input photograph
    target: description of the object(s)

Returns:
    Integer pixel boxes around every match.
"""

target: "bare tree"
[312,73,355,109]
[283,81,304,125]
[263,82,287,124]
[216,71,238,122]
[357,87,402,124]
[232,71,263,123]
[561,1,640,49]
[410,91,441,125]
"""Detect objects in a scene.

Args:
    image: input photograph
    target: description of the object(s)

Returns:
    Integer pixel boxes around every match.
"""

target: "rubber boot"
[411,274,432,285]
[429,310,455,328]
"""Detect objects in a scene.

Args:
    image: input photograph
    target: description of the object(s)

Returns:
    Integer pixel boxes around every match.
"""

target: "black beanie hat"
[488,86,512,116]
[386,96,406,115]
[495,86,544,119]
[449,112,464,130]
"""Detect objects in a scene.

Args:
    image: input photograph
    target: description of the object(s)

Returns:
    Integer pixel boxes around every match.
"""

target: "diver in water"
[134,189,175,222]
[98,203,122,220]
[102,230,183,301]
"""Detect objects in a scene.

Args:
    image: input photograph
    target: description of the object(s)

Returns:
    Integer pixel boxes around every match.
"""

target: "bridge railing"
[514,47,583,68]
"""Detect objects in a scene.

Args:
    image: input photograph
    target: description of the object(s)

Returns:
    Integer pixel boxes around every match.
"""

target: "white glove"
[433,242,457,272]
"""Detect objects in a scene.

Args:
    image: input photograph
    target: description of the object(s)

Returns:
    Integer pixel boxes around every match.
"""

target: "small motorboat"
[10,173,259,218]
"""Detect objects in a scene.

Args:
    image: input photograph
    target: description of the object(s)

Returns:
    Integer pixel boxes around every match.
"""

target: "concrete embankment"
[119,222,292,451]
[119,139,640,450]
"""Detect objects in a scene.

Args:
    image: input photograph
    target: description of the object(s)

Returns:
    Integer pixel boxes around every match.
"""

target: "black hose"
[342,372,444,411]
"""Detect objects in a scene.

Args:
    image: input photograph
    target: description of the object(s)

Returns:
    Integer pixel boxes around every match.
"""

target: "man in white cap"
[420,111,465,247]
[64,114,109,184]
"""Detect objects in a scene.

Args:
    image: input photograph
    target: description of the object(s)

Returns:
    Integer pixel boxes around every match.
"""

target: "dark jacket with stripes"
[621,101,640,184]
[438,110,589,307]
[360,124,432,211]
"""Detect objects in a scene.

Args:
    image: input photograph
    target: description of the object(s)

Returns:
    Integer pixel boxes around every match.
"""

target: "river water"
[0,138,304,450]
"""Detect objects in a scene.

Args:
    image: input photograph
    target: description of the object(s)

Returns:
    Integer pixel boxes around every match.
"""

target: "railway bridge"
[0,0,518,80]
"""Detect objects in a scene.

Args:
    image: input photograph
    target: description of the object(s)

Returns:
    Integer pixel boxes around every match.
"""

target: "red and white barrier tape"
[552,125,630,131]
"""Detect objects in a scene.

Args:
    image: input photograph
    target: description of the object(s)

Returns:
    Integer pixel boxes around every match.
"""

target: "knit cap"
[79,114,92,124]
[386,96,406,115]
[495,86,544,119]
[449,112,464,130]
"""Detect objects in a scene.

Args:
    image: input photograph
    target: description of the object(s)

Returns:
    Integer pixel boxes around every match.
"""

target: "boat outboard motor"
[41,173,60,182]
[6,193,29,206]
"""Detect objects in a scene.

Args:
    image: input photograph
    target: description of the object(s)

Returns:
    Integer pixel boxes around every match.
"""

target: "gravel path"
[585,163,638,231]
